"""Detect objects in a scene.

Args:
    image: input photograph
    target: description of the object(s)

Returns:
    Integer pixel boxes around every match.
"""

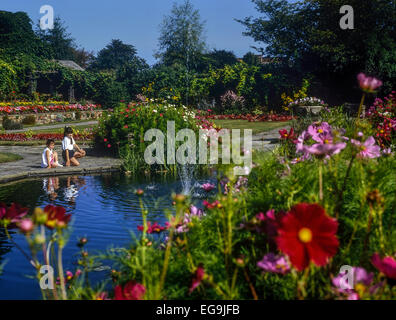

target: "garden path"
[4,120,98,133]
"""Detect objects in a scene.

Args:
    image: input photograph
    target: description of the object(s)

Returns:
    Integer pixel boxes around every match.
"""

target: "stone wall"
[2,110,103,125]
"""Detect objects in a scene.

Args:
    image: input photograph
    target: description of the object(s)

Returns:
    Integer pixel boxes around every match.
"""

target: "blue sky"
[1,0,261,65]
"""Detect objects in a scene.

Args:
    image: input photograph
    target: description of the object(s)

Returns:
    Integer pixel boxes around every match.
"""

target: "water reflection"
[0,172,214,299]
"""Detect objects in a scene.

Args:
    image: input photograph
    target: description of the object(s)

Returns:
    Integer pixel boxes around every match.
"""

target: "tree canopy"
[238,0,396,95]
[156,0,206,71]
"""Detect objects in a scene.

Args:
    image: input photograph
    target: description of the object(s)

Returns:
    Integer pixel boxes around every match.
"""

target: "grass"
[0,152,23,163]
[28,124,95,134]
[213,120,290,134]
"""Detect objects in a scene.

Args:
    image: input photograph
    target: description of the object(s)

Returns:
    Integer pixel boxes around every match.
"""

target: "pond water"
[0,172,213,299]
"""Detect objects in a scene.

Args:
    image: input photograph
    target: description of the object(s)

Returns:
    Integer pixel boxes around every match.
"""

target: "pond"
[0,171,213,299]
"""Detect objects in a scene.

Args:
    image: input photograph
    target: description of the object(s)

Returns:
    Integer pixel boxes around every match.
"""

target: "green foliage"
[35,17,76,60]
[156,0,206,70]
[0,59,17,99]
[238,0,396,102]
[89,39,139,71]
[21,115,36,125]
[94,102,199,173]
[2,115,23,130]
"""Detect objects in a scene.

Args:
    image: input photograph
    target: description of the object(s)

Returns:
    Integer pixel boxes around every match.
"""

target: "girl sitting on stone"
[62,127,86,166]
[41,139,63,169]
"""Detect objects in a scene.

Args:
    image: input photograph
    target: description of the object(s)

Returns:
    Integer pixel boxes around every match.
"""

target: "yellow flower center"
[298,228,313,243]
[324,139,329,144]
[318,129,323,133]
[355,283,366,296]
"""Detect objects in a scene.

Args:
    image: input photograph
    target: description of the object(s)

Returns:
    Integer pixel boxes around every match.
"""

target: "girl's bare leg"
[70,157,80,166]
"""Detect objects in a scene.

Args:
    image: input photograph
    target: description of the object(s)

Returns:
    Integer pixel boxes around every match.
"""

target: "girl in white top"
[62,126,86,166]
[41,139,63,168]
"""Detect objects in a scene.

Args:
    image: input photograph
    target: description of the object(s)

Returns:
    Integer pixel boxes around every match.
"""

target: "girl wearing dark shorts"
[62,127,86,166]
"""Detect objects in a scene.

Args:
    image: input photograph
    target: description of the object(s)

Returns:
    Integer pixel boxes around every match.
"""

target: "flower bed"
[0,132,93,142]
[197,112,295,122]
[365,91,396,149]
[0,103,101,115]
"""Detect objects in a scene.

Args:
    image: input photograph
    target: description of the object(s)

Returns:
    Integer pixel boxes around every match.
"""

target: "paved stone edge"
[0,164,122,184]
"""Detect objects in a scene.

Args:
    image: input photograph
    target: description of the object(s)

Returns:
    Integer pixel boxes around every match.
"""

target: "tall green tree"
[36,17,76,60]
[0,11,46,58]
[90,39,139,71]
[156,0,206,70]
[238,0,396,98]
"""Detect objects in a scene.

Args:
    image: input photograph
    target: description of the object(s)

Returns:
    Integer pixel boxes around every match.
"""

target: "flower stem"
[57,243,67,300]
[355,93,366,136]
[318,161,323,203]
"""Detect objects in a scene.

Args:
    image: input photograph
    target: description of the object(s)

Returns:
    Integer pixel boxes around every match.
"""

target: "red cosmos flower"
[0,203,29,227]
[137,221,166,234]
[203,200,221,209]
[276,203,339,271]
[189,264,205,293]
[279,128,296,140]
[371,253,396,280]
[114,281,145,300]
[43,205,71,229]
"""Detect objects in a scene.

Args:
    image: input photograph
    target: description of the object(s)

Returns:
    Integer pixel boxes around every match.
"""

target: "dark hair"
[64,126,74,144]
[46,139,55,146]
[64,126,73,136]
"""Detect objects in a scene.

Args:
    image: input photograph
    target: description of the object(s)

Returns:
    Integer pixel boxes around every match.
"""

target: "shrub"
[219,90,246,114]
[21,115,36,125]
[94,102,201,174]
[2,116,23,130]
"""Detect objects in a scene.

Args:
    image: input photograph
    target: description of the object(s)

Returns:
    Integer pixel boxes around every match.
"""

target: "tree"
[0,11,46,58]
[205,49,238,69]
[156,0,206,70]
[36,17,76,60]
[90,39,138,71]
[238,0,396,100]
[71,47,95,69]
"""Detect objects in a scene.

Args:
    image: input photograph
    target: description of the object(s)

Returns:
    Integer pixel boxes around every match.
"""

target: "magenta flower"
[332,267,374,300]
[257,253,290,274]
[18,218,34,234]
[0,203,29,227]
[307,122,332,143]
[304,142,346,157]
[202,183,215,192]
[351,136,381,158]
[357,73,383,93]
[114,280,146,300]
[189,264,205,293]
[372,253,396,280]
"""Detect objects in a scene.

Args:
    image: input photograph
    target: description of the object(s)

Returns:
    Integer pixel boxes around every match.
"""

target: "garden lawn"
[0,152,23,163]
[213,120,290,134]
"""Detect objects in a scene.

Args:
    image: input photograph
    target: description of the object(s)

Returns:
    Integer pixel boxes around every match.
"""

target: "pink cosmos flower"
[372,253,396,280]
[307,122,332,144]
[332,267,373,294]
[201,183,215,192]
[357,73,383,93]
[257,253,290,274]
[351,136,381,158]
[304,142,346,157]
[18,218,34,234]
